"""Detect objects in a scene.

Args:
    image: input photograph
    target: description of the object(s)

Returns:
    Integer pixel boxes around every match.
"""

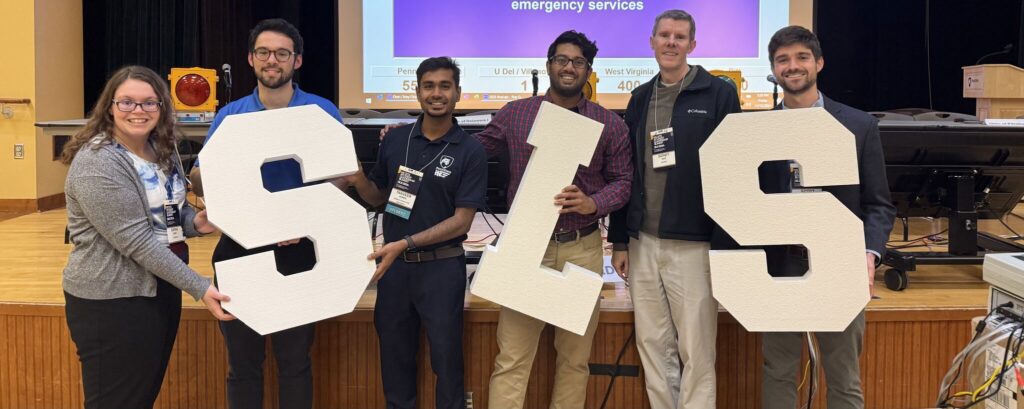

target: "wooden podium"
[962,64,1024,120]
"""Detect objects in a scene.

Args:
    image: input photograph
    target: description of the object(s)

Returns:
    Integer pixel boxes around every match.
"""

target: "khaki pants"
[629,232,717,409]
[762,311,866,409]
[487,230,604,409]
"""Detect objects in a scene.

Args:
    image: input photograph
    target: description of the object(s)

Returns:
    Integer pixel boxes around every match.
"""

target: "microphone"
[767,74,779,107]
[766,74,778,84]
[222,63,233,88]
[975,44,1014,65]
[531,69,539,97]
[222,63,233,104]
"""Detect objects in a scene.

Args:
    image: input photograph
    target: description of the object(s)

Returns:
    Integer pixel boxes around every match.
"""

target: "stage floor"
[2,208,1022,409]
[1,208,1012,310]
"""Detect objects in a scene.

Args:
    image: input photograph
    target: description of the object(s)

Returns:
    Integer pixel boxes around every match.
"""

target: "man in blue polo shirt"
[190,18,342,409]
[340,57,487,409]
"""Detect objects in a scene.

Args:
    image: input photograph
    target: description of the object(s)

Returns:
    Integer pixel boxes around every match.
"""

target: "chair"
[913,111,978,122]
[176,140,203,174]
[380,109,422,119]
[869,112,914,121]
[888,107,934,116]
[340,108,383,118]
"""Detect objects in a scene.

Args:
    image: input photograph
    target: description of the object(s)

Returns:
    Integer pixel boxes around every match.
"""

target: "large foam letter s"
[700,108,868,332]
[199,105,375,335]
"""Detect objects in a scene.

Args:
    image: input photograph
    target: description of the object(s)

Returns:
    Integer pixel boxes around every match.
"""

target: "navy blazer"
[708,96,896,277]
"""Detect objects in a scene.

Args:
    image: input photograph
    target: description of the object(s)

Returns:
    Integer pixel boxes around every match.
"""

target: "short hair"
[652,9,696,39]
[416,57,461,87]
[768,25,822,64]
[546,30,598,66]
[248,18,304,55]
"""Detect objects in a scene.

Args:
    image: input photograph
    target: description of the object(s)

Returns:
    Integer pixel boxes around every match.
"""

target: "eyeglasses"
[549,55,590,69]
[113,99,162,113]
[252,47,295,62]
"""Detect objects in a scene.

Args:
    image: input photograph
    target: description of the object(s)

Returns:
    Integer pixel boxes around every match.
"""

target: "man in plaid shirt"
[475,30,632,409]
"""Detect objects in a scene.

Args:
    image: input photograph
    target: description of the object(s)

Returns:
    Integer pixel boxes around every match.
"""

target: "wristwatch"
[404,235,417,250]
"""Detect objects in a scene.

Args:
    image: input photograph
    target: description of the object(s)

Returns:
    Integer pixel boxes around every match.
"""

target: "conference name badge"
[385,165,423,220]
[650,127,676,168]
[163,200,185,243]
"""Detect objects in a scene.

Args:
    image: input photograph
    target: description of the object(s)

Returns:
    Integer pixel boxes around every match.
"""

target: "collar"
[249,82,303,111]
[542,91,588,113]
[636,65,711,99]
[781,91,825,110]
[657,64,697,88]
[411,117,465,144]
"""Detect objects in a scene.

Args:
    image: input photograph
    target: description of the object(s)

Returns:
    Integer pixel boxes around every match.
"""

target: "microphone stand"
[975,44,1014,65]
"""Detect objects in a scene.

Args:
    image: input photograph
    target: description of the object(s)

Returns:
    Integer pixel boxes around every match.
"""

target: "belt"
[551,223,599,243]
[402,245,465,263]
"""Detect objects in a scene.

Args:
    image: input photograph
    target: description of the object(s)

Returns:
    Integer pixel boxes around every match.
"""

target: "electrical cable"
[484,205,504,226]
[997,216,1024,240]
[925,0,934,110]
[953,327,1024,408]
[796,360,811,391]
[887,229,948,245]
[598,329,636,409]
[937,304,1014,406]
[799,333,818,409]
[938,304,1020,407]
[480,211,500,237]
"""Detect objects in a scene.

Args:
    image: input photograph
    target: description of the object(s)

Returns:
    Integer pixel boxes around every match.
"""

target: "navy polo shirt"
[369,119,488,250]
[197,83,344,192]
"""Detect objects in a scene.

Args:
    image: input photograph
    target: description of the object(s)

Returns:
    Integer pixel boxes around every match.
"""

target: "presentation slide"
[338,0,813,110]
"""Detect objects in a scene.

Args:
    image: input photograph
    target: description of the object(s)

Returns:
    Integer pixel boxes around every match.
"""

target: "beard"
[256,66,294,89]
[549,79,586,99]
[779,72,816,96]
[548,70,587,99]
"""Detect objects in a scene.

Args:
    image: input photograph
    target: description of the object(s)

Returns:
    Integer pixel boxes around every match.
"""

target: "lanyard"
[653,74,684,131]
[164,166,178,201]
[116,139,179,202]
[403,116,451,172]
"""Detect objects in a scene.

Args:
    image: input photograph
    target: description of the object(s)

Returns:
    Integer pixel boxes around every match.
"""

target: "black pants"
[213,236,317,409]
[375,256,467,409]
[65,257,185,409]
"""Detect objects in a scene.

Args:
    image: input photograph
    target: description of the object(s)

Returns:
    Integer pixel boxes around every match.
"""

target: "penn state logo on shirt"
[434,155,455,178]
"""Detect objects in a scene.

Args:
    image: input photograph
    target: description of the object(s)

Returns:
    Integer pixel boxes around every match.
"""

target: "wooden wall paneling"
[0,304,990,409]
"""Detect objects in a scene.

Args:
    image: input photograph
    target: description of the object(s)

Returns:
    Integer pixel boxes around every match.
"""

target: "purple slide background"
[393,0,759,58]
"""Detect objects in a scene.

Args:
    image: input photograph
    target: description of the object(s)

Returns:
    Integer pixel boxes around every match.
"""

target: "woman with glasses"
[60,65,234,409]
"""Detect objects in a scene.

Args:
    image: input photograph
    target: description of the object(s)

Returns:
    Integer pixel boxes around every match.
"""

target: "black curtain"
[815,0,1023,114]
[83,0,338,114]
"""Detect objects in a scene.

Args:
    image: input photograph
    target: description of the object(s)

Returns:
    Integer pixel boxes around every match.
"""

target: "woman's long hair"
[60,65,179,170]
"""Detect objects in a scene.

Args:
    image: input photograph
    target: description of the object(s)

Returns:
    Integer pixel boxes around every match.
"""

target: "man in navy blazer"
[712,26,895,409]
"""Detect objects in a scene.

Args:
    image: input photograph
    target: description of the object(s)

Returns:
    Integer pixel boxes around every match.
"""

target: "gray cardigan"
[63,135,210,301]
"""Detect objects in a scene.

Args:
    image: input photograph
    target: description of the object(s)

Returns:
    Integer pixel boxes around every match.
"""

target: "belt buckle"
[554,229,581,243]
[404,251,422,263]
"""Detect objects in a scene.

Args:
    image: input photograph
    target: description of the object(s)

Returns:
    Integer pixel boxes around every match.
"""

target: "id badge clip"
[385,165,423,220]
